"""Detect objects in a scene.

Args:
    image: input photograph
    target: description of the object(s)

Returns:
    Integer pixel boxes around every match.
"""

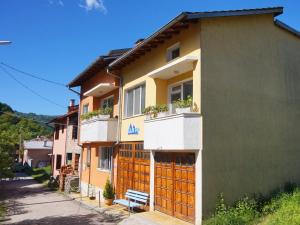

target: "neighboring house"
[107,7,300,224]
[67,48,129,200]
[23,137,53,168]
[49,101,81,177]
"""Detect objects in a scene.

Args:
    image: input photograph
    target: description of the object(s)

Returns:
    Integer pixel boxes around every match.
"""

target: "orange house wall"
[80,143,118,190]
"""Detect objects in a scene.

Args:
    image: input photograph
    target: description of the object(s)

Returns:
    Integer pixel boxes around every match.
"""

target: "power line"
[0,65,66,109]
[0,62,66,87]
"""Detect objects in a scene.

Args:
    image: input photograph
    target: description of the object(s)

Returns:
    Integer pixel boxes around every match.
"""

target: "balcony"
[144,113,202,150]
[80,117,118,143]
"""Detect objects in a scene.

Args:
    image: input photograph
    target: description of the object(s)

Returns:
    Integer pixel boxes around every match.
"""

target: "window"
[124,84,145,117]
[86,146,91,166]
[102,96,114,109]
[72,125,78,140]
[169,80,193,112]
[98,147,113,170]
[166,43,180,62]
[82,104,89,114]
[55,125,59,140]
[66,153,72,165]
[61,125,64,133]
[56,154,62,170]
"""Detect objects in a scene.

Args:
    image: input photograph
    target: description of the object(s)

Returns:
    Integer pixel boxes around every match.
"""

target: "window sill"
[96,168,111,173]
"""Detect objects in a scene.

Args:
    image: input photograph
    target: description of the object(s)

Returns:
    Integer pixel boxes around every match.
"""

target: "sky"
[0,0,299,115]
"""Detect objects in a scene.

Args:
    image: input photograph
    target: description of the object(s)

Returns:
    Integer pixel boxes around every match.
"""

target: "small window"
[55,125,59,140]
[82,104,89,114]
[86,146,91,166]
[102,96,114,109]
[98,147,113,170]
[124,84,145,117]
[166,43,180,62]
[72,125,78,140]
[66,153,72,165]
[169,80,193,113]
[56,154,62,170]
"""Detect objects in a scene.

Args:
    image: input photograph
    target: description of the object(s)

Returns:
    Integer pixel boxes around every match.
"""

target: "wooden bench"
[113,189,149,214]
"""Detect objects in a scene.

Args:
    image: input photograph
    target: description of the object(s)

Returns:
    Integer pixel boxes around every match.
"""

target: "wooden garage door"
[155,152,195,223]
[117,142,150,199]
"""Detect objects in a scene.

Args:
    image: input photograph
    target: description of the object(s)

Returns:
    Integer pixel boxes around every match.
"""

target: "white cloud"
[79,0,107,14]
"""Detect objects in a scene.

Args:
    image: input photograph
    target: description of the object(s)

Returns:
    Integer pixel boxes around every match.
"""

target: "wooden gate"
[117,142,150,199]
[155,152,195,223]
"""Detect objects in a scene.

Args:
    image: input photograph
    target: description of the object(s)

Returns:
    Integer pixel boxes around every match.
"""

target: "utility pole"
[18,130,23,163]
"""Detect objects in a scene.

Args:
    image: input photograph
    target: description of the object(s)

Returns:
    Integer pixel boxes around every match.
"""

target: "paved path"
[0,173,122,225]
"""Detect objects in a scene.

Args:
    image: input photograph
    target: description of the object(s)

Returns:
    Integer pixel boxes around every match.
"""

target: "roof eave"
[275,19,300,38]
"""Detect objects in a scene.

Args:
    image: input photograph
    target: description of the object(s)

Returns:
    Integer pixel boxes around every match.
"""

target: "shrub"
[157,104,168,113]
[103,179,115,199]
[204,194,258,225]
[173,95,193,108]
[80,107,113,120]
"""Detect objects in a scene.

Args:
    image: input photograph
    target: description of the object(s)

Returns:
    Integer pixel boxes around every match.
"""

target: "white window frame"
[166,42,180,62]
[124,83,145,118]
[82,104,89,114]
[101,95,114,109]
[97,147,113,171]
[168,78,193,112]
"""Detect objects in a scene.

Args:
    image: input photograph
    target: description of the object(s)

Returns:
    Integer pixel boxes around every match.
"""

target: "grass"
[25,165,51,184]
[204,187,300,225]
[0,202,6,221]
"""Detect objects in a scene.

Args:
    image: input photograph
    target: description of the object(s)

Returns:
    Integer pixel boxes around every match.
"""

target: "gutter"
[106,67,123,186]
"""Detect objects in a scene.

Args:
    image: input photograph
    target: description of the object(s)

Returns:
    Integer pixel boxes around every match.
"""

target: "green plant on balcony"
[80,107,113,120]
[156,104,168,112]
[173,95,193,108]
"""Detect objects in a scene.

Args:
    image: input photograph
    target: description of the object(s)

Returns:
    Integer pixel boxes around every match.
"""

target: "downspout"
[107,67,122,186]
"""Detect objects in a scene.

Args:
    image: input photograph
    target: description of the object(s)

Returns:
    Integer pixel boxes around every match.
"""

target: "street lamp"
[0,41,12,45]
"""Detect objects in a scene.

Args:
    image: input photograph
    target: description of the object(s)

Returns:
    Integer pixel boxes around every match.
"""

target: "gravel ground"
[0,173,122,225]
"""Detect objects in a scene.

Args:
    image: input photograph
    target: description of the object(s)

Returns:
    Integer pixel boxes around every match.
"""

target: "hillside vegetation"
[0,102,54,178]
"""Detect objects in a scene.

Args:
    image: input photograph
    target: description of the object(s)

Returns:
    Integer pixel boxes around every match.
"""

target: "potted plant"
[157,104,168,117]
[103,178,115,205]
[98,107,112,119]
[143,106,154,120]
[174,95,193,114]
[89,187,96,200]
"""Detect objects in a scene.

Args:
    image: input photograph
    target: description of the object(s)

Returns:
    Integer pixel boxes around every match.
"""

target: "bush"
[103,179,115,199]
[204,194,258,225]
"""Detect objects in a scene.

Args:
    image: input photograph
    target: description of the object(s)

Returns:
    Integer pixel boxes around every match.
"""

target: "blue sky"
[0,0,299,115]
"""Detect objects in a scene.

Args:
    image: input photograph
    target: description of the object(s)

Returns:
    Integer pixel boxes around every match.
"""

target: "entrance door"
[155,152,195,223]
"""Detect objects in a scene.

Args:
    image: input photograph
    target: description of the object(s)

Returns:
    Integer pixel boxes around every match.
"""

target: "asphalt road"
[0,173,122,225]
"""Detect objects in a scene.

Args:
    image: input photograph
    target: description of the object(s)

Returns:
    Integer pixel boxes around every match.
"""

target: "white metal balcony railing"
[144,113,202,150]
[80,117,118,143]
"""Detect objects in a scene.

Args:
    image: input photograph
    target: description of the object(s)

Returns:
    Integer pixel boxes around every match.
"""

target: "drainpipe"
[106,68,122,186]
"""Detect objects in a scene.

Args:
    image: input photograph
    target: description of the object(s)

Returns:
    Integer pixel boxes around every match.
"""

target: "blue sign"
[128,124,139,135]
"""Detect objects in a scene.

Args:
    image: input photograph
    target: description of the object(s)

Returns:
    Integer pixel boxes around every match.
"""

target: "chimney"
[135,38,144,46]
[68,99,75,112]
[69,99,75,107]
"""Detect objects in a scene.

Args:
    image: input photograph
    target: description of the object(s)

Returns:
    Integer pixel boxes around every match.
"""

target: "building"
[68,48,130,199]
[69,7,300,224]
[23,137,53,168]
[49,101,81,177]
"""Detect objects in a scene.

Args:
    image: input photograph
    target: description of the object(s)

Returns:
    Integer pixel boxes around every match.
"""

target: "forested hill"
[0,102,55,146]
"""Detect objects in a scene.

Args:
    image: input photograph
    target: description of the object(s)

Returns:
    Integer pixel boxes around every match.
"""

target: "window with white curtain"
[98,147,113,170]
[124,84,145,117]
